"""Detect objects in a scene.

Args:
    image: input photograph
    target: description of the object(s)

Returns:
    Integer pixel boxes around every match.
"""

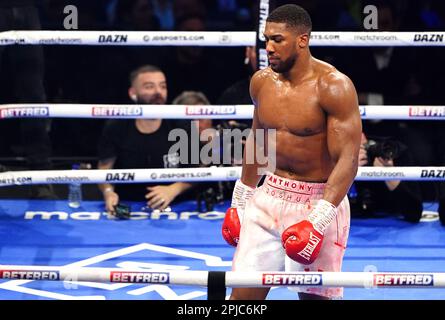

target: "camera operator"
[353,133,423,222]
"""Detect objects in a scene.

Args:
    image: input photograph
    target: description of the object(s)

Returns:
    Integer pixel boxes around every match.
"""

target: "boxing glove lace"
[222,179,255,246]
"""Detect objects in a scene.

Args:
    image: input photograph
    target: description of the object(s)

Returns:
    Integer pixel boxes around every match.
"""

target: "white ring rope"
[0,167,444,187]
[0,265,444,288]
[0,103,253,119]
[0,31,444,47]
[0,167,240,186]
[1,104,444,120]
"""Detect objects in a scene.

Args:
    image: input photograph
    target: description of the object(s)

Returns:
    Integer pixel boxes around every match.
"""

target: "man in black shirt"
[97,65,193,214]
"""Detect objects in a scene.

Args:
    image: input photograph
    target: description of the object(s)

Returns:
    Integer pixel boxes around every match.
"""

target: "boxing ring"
[1,28,445,300]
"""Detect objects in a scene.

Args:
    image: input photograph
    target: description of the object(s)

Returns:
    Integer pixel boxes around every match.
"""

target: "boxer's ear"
[297,33,309,48]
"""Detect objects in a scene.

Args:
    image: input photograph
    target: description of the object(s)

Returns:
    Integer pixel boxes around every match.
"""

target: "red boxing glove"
[281,220,324,265]
[282,200,336,265]
[222,207,241,246]
[221,179,255,247]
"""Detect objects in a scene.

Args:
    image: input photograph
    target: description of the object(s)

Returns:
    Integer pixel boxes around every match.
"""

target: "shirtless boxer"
[222,4,362,300]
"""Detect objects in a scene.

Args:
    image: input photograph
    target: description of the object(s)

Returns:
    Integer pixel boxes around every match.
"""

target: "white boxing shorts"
[232,173,350,299]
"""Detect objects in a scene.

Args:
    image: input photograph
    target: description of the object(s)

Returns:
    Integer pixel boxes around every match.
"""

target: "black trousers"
[0,5,51,169]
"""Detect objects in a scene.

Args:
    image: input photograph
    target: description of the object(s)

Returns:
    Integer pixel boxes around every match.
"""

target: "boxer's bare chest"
[257,78,326,136]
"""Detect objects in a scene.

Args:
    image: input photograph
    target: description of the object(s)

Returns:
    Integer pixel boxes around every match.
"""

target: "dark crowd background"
[0,0,444,215]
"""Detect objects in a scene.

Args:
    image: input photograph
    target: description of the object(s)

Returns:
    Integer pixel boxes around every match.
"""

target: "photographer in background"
[352,133,423,222]
[207,45,258,208]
